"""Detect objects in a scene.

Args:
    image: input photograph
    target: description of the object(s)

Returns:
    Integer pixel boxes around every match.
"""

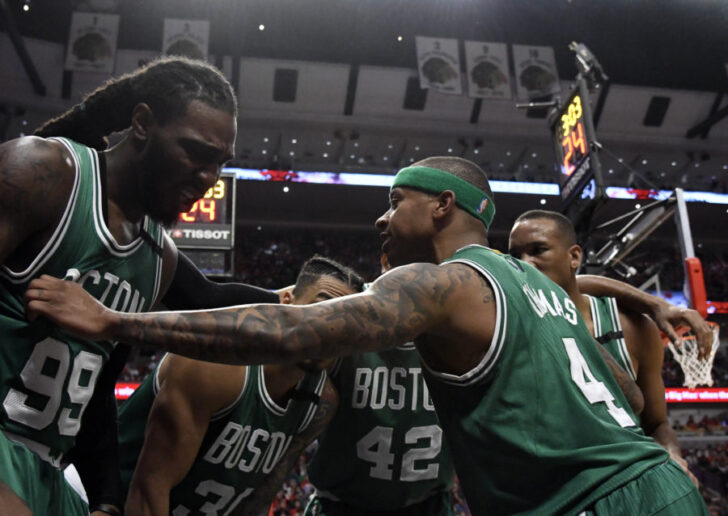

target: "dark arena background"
[2,0,728,514]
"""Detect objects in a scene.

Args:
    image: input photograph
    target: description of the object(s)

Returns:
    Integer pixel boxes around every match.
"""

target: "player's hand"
[670,452,699,487]
[25,275,117,341]
[650,303,713,360]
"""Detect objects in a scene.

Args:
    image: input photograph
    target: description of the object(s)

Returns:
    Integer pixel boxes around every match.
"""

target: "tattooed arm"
[236,376,339,516]
[26,262,483,366]
[0,137,75,266]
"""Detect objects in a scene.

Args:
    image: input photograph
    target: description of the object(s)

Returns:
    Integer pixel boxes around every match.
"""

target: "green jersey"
[421,245,668,516]
[588,295,637,380]
[118,357,326,514]
[0,137,164,464]
[307,344,455,512]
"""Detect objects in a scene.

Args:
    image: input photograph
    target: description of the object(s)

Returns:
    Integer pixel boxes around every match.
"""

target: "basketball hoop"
[664,322,720,388]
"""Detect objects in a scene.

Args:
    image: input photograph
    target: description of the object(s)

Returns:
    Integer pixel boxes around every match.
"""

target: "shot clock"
[169,172,236,252]
[551,77,605,229]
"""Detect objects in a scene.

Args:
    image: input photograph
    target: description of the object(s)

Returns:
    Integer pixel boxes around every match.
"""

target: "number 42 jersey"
[307,344,456,511]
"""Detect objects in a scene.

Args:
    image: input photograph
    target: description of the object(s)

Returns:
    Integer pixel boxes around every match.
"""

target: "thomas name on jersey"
[203,421,293,475]
[352,366,434,411]
[522,283,579,325]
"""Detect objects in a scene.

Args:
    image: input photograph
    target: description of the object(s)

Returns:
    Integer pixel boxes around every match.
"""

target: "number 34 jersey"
[0,137,164,463]
[306,344,456,511]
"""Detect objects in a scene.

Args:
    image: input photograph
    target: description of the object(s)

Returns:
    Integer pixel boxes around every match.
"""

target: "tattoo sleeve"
[112,262,467,365]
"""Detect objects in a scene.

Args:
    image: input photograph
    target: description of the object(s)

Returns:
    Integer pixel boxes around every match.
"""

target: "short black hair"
[413,156,494,201]
[293,255,365,296]
[513,210,577,247]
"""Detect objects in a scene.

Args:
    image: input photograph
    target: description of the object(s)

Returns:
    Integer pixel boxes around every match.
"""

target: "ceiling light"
[532,153,537,158]
[263,137,269,143]
[262,150,267,154]
[289,151,294,156]
[323,153,328,158]
[283,186,289,193]
[474,149,479,154]
[291,138,297,144]
[383,156,388,161]
[388,144,393,149]
[447,148,452,153]
[540,198,547,205]
[671,161,677,166]
[641,159,647,165]
[635,203,641,209]
[22,3,29,11]
[354,142,359,147]
[397,35,403,42]
[326,141,331,146]
[609,169,614,174]
[258,24,265,31]
[414,146,420,151]
[350,154,355,159]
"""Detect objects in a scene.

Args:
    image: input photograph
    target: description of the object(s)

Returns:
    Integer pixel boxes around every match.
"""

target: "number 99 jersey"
[0,137,164,464]
[306,344,456,512]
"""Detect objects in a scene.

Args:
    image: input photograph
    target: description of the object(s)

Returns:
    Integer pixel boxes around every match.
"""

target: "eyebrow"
[181,137,234,162]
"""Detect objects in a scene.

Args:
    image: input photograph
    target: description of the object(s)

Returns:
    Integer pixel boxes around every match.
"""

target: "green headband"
[392,166,496,229]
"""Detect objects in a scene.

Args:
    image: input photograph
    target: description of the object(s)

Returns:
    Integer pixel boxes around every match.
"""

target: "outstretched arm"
[576,275,713,359]
[236,377,339,515]
[26,262,460,365]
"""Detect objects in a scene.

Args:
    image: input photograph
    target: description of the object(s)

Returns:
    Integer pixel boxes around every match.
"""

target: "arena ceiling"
[2,0,727,247]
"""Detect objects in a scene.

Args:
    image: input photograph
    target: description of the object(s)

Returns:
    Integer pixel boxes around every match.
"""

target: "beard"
[137,140,184,227]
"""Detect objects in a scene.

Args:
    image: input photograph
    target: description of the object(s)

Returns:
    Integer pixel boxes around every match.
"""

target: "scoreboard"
[168,172,236,277]
[168,173,236,249]
[551,78,605,231]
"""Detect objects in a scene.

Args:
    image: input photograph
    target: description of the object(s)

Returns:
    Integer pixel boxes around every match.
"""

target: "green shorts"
[304,490,454,516]
[0,432,88,516]
[582,460,708,516]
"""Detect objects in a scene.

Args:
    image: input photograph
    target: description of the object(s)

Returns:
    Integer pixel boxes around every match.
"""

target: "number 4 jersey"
[0,137,164,464]
[306,344,456,511]
[422,245,669,516]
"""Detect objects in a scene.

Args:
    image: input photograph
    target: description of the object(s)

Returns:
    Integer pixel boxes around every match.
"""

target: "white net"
[666,322,720,389]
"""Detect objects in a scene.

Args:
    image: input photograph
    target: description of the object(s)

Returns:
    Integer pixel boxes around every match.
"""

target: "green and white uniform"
[306,344,455,515]
[0,137,164,515]
[588,295,637,380]
[420,245,702,516]
[118,357,326,514]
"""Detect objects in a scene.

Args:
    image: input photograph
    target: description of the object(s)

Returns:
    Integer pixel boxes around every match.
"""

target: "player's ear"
[130,103,155,142]
[281,290,293,305]
[433,190,456,220]
[568,244,583,272]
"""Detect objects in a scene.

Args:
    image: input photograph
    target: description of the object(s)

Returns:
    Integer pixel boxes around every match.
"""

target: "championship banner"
[64,12,120,73]
[163,18,210,61]
[415,36,462,95]
[464,41,511,99]
[512,44,560,100]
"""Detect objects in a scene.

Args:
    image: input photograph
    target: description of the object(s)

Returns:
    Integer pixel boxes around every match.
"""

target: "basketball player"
[304,253,457,516]
[0,56,284,515]
[27,156,708,515]
[117,256,361,515]
[508,209,697,485]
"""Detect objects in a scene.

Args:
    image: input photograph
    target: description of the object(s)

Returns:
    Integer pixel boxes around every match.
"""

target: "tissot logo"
[176,229,231,240]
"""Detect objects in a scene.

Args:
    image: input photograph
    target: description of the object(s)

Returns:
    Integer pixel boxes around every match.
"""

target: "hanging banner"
[415,36,462,95]
[512,44,560,100]
[163,19,210,61]
[65,12,120,73]
[464,41,511,99]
